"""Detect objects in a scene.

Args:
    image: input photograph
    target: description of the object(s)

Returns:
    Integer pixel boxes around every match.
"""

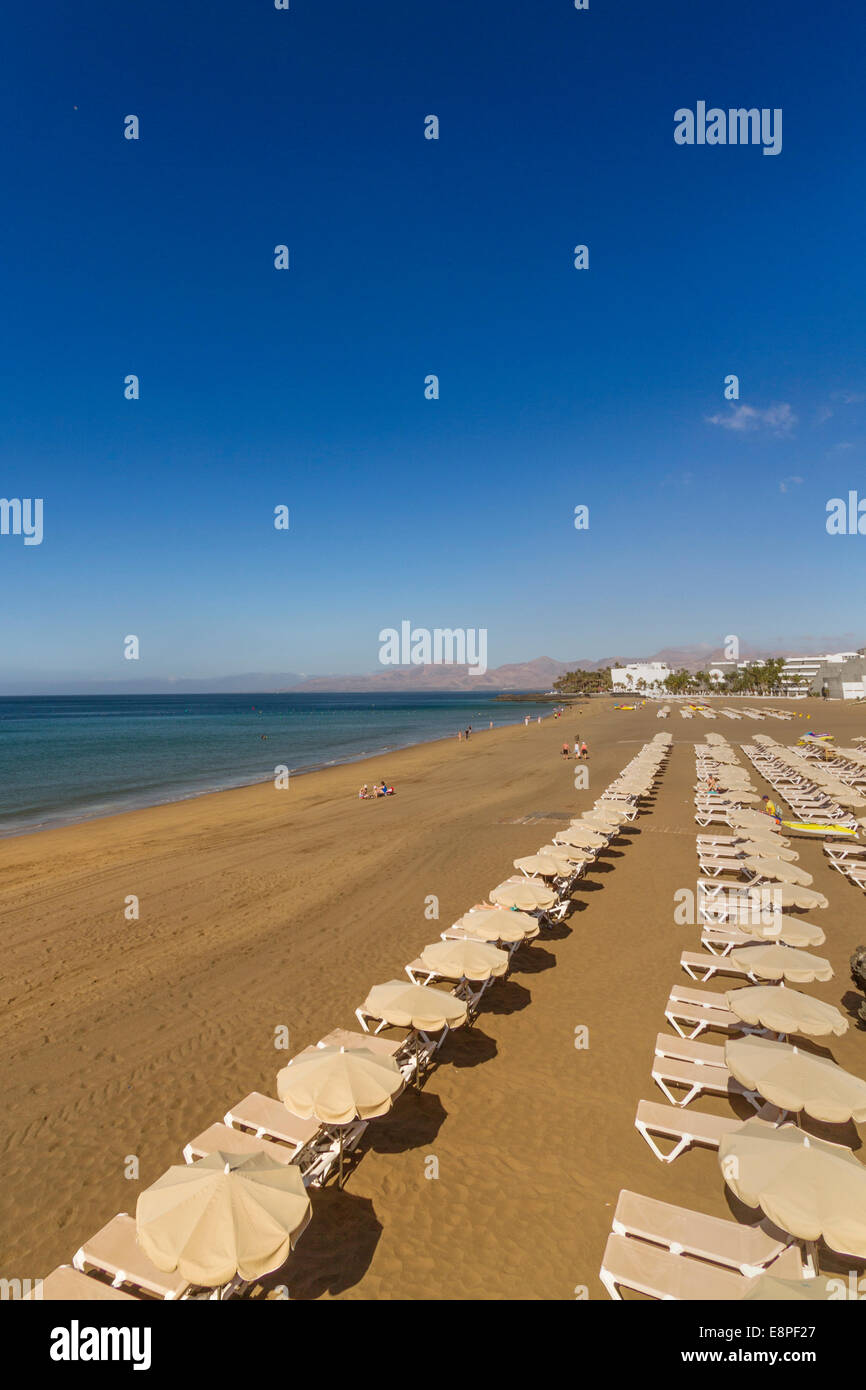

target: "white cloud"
[779,475,803,493]
[705,402,797,435]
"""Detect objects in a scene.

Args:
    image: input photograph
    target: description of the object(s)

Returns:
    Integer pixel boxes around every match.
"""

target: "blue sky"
[1,0,865,685]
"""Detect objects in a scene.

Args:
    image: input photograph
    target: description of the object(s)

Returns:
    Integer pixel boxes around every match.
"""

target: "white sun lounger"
[609,1189,798,1278]
[664,987,744,1039]
[680,950,753,984]
[24,1266,140,1301]
[634,1099,748,1163]
[73,1213,195,1300]
[635,1098,780,1164]
[600,1231,803,1299]
[403,959,493,1014]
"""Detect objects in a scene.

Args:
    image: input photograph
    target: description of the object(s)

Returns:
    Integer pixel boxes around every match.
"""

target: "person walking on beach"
[561,741,570,758]
[574,738,580,759]
[580,740,589,760]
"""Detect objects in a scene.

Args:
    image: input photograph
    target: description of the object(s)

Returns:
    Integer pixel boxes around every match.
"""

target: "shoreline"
[0,702,558,842]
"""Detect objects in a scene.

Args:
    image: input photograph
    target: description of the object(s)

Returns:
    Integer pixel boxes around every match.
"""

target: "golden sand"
[1,698,864,1298]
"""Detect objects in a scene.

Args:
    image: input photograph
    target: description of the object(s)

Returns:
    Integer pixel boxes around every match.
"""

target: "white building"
[611,662,672,693]
[709,650,866,699]
[781,651,866,699]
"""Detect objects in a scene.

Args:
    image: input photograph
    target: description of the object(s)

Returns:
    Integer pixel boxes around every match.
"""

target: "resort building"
[783,651,866,699]
[709,650,866,699]
[611,662,672,692]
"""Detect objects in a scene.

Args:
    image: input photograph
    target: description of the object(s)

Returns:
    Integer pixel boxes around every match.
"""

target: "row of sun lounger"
[599,736,834,1299]
[742,740,859,827]
[36,734,673,1300]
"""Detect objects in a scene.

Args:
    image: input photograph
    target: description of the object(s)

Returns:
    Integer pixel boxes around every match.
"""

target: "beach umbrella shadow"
[478,979,531,1017]
[363,1085,448,1154]
[438,1026,498,1069]
[510,945,556,976]
[541,917,574,937]
[272,1188,383,1299]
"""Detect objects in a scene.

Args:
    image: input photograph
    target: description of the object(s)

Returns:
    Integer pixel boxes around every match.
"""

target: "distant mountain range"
[4,641,859,696]
[277,644,797,691]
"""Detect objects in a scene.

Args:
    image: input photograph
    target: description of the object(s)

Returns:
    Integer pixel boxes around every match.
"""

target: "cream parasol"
[136,1150,311,1291]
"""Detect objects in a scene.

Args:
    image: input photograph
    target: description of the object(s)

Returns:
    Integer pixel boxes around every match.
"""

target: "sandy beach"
[2,697,864,1299]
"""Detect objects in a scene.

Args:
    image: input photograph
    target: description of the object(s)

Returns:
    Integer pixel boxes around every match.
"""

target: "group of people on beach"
[358,781,394,799]
[561,737,589,760]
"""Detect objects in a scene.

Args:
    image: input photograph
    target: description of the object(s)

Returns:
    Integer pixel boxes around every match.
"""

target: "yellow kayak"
[782,820,857,837]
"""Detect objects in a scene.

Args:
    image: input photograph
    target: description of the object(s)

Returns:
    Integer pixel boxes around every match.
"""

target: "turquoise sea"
[0,692,554,836]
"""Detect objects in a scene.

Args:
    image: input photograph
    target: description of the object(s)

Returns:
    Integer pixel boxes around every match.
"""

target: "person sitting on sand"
[359,785,370,799]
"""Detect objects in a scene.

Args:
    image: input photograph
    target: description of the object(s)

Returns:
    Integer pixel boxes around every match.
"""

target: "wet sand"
[1,697,864,1298]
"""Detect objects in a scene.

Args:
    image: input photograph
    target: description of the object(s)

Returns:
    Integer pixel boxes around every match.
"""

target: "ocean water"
[0,692,554,837]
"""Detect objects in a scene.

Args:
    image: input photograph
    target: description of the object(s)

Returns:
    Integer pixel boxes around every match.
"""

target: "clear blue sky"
[2,0,865,684]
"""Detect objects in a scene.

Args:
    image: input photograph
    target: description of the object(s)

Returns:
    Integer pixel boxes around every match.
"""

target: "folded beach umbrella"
[729,943,833,984]
[418,938,508,983]
[489,878,556,911]
[361,980,468,1035]
[136,1150,311,1289]
[734,915,826,949]
[719,1119,866,1258]
[725,985,848,1039]
[452,907,537,943]
[725,1036,866,1124]
[741,858,814,887]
